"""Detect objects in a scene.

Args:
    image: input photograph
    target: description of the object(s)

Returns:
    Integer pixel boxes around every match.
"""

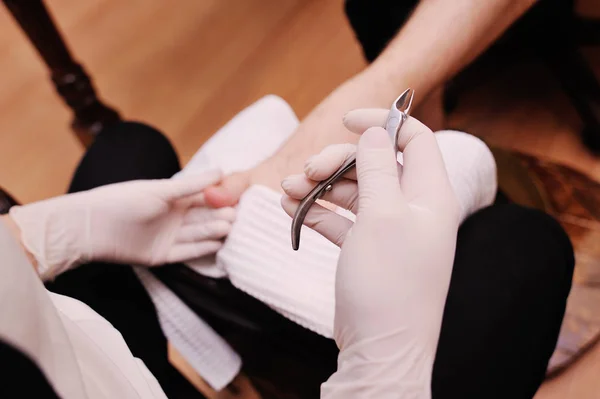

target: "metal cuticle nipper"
[290,88,415,250]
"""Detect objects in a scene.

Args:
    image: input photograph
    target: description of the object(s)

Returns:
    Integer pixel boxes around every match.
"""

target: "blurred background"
[2,0,600,204]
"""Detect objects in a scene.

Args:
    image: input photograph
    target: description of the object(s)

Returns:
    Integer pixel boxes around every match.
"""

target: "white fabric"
[0,222,167,399]
[220,185,341,336]
[139,95,497,387]
[134,268,242,390]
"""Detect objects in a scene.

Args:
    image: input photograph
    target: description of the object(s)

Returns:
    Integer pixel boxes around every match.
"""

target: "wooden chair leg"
[2,0,121,148]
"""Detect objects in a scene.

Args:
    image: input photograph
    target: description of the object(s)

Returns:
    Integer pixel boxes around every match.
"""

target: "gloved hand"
[9,170,235,280]
[281,109,460,398]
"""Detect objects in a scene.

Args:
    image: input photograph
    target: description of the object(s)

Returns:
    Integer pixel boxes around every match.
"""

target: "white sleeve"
[0,222,169,399]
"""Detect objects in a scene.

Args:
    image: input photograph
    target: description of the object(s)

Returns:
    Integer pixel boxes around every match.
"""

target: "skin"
[204,0,538,207]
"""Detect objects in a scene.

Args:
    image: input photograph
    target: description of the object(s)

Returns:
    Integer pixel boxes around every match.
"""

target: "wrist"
[1,214,38,271]
[9,200,86,280]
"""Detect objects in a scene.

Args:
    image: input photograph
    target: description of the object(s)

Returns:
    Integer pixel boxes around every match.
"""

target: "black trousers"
[45,122,574,398]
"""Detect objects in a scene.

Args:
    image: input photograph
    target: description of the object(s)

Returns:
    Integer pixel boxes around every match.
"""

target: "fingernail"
[303,164,312,176]
[342,109,358,124]
[361,127,390,148]
[282,174,305,192]
[305,155,316,165]
[304,155,316,174]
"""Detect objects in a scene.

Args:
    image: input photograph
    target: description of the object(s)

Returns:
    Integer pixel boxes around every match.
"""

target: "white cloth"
[138,95,497,387]
[133,268,241,390]
[0,222,167,399]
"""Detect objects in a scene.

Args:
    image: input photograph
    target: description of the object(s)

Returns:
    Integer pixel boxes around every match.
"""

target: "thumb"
[356,127,405,213]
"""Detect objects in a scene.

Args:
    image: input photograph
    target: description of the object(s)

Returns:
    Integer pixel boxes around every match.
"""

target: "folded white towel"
[137,95,498,388]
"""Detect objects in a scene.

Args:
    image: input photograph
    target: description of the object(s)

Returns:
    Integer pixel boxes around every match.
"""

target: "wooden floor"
[2,0,600,397]
[0,0,366,203]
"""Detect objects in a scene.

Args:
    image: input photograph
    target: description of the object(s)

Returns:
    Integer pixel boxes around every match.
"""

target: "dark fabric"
[343,0,575,63]
[432,204,574,398]
[0,339,60,398]
[67,122,181,192]
[45,122,204,399]
[157,204,574,399]
[344,0,417,62]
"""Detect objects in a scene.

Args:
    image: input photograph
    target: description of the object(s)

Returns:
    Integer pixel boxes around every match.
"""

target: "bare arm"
[374,0,538,98]
[206,0,537,205]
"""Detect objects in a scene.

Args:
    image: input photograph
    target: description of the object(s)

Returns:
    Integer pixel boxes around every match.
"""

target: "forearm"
[255,0,535,191]
[373,0,538,98]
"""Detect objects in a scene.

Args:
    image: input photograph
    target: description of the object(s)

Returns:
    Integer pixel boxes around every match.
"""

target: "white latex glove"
[281,110,460,398]
[9,170,236,280]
